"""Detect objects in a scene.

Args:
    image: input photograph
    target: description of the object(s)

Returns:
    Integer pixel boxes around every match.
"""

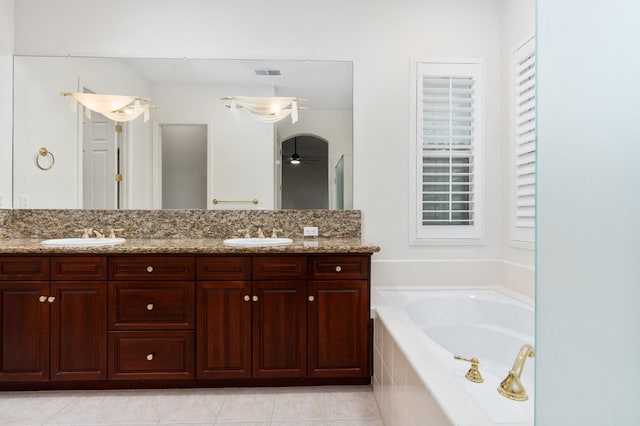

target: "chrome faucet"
[497,344,535,401]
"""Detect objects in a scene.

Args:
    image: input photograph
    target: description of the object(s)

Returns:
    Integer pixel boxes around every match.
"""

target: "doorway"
[157,124,208,209]
[281,135,328,209]
[82,112,119,209]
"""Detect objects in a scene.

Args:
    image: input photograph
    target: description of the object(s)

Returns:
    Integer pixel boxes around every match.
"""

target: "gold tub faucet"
[498,344,535,401]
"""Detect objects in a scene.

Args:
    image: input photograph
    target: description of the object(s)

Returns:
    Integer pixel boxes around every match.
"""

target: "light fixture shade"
[223,96,304,124]
[62,92,154,122]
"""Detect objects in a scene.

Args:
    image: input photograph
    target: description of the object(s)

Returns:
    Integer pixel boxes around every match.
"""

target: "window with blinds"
[413,62,482,241]
[511,38,536,245]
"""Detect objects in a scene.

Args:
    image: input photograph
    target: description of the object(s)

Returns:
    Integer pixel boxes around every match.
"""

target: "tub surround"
[372,287,534,426]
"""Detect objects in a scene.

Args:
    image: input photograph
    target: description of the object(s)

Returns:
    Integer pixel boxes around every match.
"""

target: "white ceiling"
[122,58,353,111]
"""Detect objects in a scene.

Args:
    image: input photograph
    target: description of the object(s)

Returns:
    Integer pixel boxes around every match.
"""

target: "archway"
[280,135,328,209]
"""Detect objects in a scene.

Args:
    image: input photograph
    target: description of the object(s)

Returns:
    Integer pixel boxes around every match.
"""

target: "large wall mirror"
[12,56,353,210]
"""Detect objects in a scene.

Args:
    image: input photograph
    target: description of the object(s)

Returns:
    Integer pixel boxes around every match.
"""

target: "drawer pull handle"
[335,266,342,272]
[39,296,47,303]
[146,266,154,273]
[47,296,55,303]
[146,303,154,311]
[146,353,154,361]
[252,295,259,302]
[244,295,251,302]
[308,295,315,302]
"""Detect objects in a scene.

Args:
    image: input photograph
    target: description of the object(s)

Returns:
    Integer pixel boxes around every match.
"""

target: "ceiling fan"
[285,137,318,165]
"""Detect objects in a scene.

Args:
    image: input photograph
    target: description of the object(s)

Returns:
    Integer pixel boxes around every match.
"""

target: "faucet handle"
[108,228,124,239]
[238,229,250,239]
[271,228,283,238]
[75,228,92,239]
[454,355,484,383]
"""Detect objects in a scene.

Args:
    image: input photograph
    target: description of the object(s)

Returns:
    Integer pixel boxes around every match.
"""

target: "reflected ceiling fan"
[285,137,318,165]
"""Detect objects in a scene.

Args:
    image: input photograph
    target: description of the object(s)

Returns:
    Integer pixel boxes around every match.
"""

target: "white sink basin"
[41,237,126,247]
[223,237,293,247]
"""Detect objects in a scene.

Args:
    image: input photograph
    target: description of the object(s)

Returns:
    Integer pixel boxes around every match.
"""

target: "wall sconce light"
[222,96,306,124]
[61,92,157,122]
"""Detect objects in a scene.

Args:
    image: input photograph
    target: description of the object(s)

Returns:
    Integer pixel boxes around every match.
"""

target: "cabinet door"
[196,281,252,379]
[50,282,107,380]
[252,280,307,378]
[307,280,370,378]
[0,282,49,381]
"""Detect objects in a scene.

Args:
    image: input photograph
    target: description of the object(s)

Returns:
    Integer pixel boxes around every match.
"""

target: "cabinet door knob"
[308,295,315,302]
[252,295,259,302]
[146,266,154,273]
[244,295,251,302]
[146,353,154,361]
[47,296,55,303]
[39,296,47,303]
[146,303,154,311]
[335,266,342,272]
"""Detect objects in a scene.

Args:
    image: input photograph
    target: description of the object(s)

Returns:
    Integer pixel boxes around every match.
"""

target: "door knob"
[146,266,154,273]
[47,296,55,303]
[308,295,315,302]
[335,266,342,272]
[39,296,47,303]
[252,295,259,302]
[146,353,154,361]
[244,295,251,302]
[146,303,154,311]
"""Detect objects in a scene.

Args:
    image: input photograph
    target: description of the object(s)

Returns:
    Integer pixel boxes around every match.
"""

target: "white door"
[83,113,117,209]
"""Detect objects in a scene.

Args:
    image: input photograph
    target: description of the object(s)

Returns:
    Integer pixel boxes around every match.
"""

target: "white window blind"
[413,62,482,241]
[512,38,536,244]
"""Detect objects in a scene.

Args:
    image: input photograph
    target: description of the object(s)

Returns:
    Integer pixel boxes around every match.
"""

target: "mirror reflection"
[12,56,353,210]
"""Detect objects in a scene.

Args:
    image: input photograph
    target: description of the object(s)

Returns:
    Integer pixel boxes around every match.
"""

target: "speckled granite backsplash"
[0,209,361,240]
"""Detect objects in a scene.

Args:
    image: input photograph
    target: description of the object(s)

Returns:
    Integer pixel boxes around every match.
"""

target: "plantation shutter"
[416,62,481,240]
[513,38,536,243]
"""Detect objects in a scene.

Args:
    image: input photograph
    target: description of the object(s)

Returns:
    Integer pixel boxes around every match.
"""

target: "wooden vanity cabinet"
[0,256,107,382]
[196,256,252,379]
[252,256,307,379]
[307,255,370,378]
[1,252,372,389]
[197,256,308,379]
[107,256,195,380]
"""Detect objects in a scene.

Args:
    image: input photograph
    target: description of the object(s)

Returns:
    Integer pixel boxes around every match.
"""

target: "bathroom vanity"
[0,239,378,390]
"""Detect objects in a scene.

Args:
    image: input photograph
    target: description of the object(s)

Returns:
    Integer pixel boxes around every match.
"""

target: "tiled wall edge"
[371,258,534,299]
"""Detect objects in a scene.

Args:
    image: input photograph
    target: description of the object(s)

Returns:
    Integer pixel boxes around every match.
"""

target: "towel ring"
[36,147,55,171]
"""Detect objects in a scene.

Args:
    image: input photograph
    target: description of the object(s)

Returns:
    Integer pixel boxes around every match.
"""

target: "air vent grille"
[255,69,282,76]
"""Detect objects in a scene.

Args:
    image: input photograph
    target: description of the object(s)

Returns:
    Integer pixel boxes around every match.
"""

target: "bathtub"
[372,287,534,425]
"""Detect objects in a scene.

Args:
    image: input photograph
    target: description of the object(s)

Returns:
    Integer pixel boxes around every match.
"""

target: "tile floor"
[0,386,383,426]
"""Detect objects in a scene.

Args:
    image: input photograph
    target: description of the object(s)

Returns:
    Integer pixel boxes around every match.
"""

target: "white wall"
[537,0,640,424]
[0,0,13,208]
[11,0,504,259]
[499,0,536,296]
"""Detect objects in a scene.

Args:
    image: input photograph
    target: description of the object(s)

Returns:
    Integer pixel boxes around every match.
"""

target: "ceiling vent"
[254,68,282,76]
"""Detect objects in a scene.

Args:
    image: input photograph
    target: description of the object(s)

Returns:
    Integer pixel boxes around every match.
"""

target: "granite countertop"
[0,238,381,255]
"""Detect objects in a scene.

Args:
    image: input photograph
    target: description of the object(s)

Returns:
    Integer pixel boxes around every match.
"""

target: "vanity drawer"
[0,257,49,280]
[108,331,194,379]
[51,256,107,280]
[109,256,195,281]
[308,256,369,280]
[197,256,251,280]
[252,256,307,280]
[108,282,195,330]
